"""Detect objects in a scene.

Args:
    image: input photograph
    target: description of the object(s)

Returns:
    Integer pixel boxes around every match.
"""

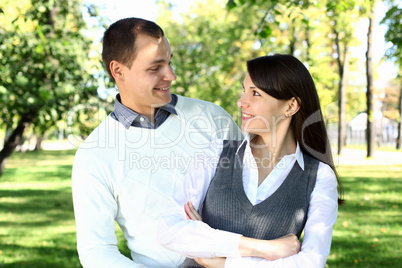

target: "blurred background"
[0,0,401,267]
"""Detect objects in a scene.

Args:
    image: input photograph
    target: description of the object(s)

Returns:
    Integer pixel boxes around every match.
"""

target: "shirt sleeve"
[225,162,339,268]
[157,140,243,258]
[72,149,141,268]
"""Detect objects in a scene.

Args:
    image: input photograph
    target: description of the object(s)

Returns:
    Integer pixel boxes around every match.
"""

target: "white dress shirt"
[158,133,339,267]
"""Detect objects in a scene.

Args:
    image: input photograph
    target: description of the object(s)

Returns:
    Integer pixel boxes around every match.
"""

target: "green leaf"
[302,13,310,26]
[36,25,47,44]
[39,87,50,101]
[227,0,237,9]
[259,25,272,38]
[0,85,7,94]
[35,44,44,54]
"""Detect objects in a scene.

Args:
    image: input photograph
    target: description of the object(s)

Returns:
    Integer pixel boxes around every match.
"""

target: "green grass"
[0,149,401,267]
[0,150,129,267]
[327,164,402,268]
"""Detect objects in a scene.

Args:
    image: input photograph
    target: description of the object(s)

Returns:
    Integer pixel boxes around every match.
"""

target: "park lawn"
[0,149,401,267]
[0,150,130,267]
[327,164,402,267]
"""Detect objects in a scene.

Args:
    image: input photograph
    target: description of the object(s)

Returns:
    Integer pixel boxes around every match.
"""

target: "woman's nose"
[237,98,242,108]
[237,94,248,108]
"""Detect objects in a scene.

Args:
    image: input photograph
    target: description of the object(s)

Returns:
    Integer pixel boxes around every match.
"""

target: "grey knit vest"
[182,140,318,268]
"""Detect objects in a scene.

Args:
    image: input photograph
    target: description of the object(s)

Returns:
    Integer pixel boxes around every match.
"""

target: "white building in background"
[346,111,398,146]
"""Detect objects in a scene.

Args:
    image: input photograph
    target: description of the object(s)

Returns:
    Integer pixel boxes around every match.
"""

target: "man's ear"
[286,97,301,117]
[110,60,124,82]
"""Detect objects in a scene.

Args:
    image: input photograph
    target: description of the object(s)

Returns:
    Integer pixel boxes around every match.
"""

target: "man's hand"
[195,257,226,268]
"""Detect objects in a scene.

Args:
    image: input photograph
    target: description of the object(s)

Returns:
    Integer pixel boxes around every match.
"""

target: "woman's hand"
[184,201,300,261]
[264,233,301,260]
[239,233,301,260]
[184,201,202,221]
[195,257,226,268]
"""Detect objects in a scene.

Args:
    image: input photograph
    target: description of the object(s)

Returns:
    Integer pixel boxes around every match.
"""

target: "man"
[71,18,241,267]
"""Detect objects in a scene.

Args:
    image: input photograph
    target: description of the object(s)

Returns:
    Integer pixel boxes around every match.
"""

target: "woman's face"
[237,73,289,137]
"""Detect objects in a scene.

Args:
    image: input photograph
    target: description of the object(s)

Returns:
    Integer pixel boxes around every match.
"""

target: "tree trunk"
[35,132,46,151]
[305,23,311,64]
[334,27,348,155]
[338,52,348,155]
[0,110,36,176]
[289,24,296,56]
[397,86,402,149]
[366,3,375,158]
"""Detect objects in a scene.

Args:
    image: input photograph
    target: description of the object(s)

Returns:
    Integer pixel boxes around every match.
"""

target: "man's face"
[117,34,176,118]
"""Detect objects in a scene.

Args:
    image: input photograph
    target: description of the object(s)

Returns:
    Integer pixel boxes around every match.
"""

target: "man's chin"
[152,94,172,108]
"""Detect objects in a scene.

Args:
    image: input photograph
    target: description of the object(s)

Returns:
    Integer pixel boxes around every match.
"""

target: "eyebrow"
[242,83,256,89]
[150,53,173,65]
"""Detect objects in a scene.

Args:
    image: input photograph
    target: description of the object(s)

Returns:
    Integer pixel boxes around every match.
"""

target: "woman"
[158,54,343,267]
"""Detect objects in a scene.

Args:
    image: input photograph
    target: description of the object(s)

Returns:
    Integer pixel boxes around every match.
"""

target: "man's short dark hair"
[102,18,165,81]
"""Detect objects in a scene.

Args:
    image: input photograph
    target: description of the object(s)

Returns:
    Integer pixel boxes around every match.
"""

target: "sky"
[86,0,398,89]
[92,0,158,22]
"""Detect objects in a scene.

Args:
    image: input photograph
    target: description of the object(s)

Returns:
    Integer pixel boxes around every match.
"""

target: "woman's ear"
[285,97,301,117]
[110,60,124,82]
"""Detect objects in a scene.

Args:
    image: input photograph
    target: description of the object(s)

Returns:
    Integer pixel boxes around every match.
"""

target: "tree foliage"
[380,2,402,66]
[157,0,260,121]
[380,1,402,148]
[157,0,344,122]
[0,0,100,175]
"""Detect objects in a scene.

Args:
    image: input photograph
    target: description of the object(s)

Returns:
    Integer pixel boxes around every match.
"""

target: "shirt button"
[140,117,145,122]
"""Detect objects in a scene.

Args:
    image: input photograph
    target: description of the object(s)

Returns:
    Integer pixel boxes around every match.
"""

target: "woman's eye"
[253,91,261,96]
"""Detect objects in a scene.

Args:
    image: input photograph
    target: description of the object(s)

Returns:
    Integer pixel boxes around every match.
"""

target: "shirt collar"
[113,94,139,129]
[293,142,304,170]
[236,132,253,154]
[112,93,178,129]
[159,95,178,115]
[236,132,305,170]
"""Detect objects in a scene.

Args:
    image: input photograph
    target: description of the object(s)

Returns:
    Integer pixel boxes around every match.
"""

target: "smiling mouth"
[154,87,170,91]
[242,113,254,118]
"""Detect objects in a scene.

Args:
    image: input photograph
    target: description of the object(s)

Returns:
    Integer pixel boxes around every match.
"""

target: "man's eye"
[150,66,160,71]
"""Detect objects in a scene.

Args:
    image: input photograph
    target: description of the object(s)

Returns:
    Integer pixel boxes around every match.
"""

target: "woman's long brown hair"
[247,54,344,205]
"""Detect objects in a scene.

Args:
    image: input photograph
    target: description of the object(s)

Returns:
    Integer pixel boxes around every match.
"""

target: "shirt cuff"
[213,231,242,257]
[225,256,261,268]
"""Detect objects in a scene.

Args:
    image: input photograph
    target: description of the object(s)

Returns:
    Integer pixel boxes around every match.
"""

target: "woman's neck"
[249,130,297,186]
[250,129,296,159]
